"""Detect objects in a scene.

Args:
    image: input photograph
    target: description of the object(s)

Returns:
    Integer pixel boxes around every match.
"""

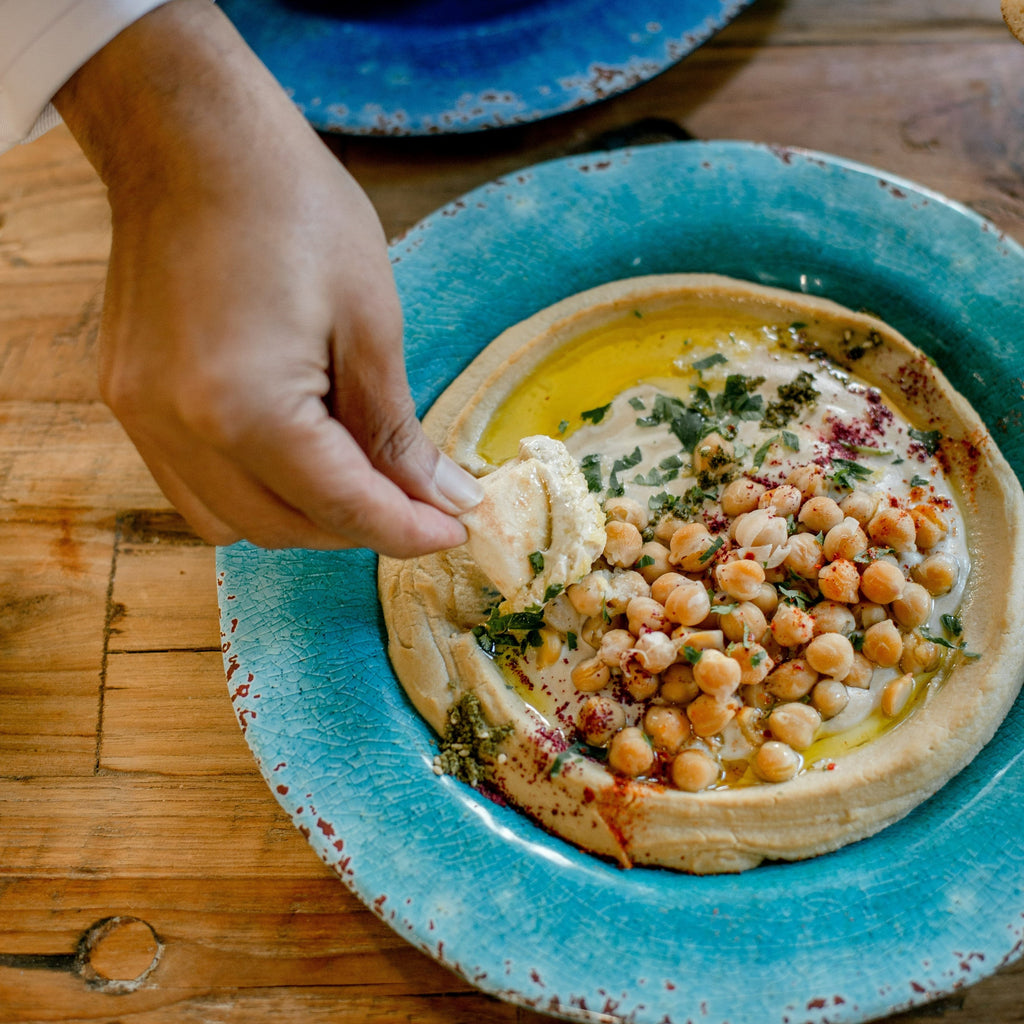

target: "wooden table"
[2,1,1024,1020]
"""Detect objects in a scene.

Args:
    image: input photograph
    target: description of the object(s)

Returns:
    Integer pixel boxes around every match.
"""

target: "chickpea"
[603,520,644,568]
[693,648,742,700]
[817,558,861,604]
[766,659,818,700]
[754,740,802,783]
[867,506,917,551]
[605,570,650,615]
[735,705,767,747]
[901,635,940,675]
[670,748,721,792]
[598,628,634,667]
[804,632,855,678]
[860,559,907,605]
[881,672,915,718]
[693,431,735,478]
[732,508,789,550]
[811,678,850,719]
[853,601,888,629]
[751,582,780,618]
[758,484,802,516]
[669,522,717,571]
[742,681,773,711]
[687,693,740,737]
[784,532,824,579]
[604,496,649,530]
[634,630,679,674]
[580,613,617,650]
[716,558,766,601]
[844,652,874,689]
[577,695,626,746]
[637,541,672,583]
[534,627,564,669]
[861,619,903,668]
[660,662,699,704]
[810,600,856,637]
[626,596,669,636]
[768,702,822,751]
[890,581,933,630]
[720,477,766,517]
[653,514,687,545]
[619,652,661,700]
[839,489,879,526]
[644,705,691,753]
[671,627,725,652]
[786,462,827,500]
[651,571,689,606]
[729,642,774,685]
[823,517,869,562]
[770,603,815,647]
[910,504,948,550]
[607,726,655,777]
[664,579,712,627]
[911,553,959,596]
[799,496,844,533]
[567,571,611,617]
[723,602,771,646]
[571,656,610,693]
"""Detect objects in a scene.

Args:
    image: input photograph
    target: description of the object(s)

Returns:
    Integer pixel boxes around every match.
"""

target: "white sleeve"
[0,0,172,152]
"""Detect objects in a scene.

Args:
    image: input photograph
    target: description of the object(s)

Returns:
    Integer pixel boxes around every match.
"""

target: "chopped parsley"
[680,645,704,664]
[752,431,801,470]
[607,446,643,497]
[910,474,930,488]
[580,453,603,493]
[528,550,545,576]
[829,457,874,490]
[918,612,979,660]
[472,604,547,657]
[581,402,612,424]
[697,535,725,564]
[940,613,963,638]
[692,352,729,375]
[777,584,810,609]
[908,427,943,455]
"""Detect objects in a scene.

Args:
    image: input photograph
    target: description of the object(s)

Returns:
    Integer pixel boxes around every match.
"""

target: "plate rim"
[217,0,757,135]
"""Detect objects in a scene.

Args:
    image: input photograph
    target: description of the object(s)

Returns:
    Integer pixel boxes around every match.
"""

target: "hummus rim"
[379,274,1024,873]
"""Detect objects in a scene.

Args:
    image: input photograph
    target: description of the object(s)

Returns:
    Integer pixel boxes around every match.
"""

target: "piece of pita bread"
[1003,0,1024,42]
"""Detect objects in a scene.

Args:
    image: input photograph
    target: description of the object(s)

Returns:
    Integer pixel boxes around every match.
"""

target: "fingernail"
[433,453,484,512]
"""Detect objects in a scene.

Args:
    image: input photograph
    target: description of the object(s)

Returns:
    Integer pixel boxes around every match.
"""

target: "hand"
[54,0,482,556]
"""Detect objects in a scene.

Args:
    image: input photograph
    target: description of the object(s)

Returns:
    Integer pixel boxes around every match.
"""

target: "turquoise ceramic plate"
[217,0,754,135]
[218,141,1024,1023]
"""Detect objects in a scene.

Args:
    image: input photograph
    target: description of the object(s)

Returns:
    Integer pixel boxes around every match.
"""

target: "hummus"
[379,274,1024,873]
[459,434,606,612]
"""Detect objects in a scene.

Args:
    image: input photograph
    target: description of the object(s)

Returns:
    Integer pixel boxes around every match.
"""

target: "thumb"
[361,402,484,516]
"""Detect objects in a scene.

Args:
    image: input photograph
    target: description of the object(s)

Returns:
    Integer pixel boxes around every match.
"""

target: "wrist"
[53,0,314,210]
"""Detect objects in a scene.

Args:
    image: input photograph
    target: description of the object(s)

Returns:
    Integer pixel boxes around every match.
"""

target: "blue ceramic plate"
[217,0,755,134]
[218,141,1024,1023]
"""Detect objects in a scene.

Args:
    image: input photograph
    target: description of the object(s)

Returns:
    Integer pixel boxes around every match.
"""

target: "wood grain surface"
[2,1,1024,1021]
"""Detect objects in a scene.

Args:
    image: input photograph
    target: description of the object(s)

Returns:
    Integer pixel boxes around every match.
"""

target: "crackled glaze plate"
[218,141,1024,1024]
[217,0,754,134]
